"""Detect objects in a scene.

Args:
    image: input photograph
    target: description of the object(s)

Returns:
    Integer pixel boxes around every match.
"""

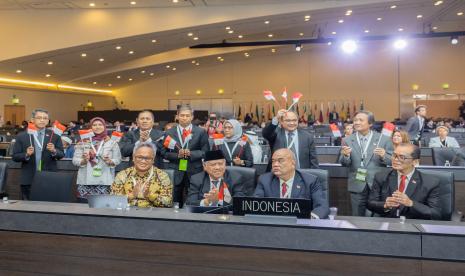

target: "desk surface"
[1,201,464,261]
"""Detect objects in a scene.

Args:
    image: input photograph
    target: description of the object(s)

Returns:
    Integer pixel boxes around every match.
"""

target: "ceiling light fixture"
[89,3,95,7]
[141,70,145,74]
[271,48,276,53]
[81,53,87,57]
[193,37,199,40]
[150,73,154,76]
[393,39,408,50]
[128,51,134,54]
[364,29,370,33]
[16,70,22,73]
[47,61,53,65]
[228,30,234,34]
[264,20,270,24]
[295,44,302,52]
[187,32,193,36]
[225,26,231,30]
[238,35,243,38]
[451,36,459,45]
[338,19,344,23]
[268,34,274,38]
[458,12,464,16]
[117,76,121,79]
[390,5,397,9]
[398,28,404,32]
[130,1,136,5]
[434,1,443,6]
[377,17,382,21]
[115,46,122,50]
[417,14,423,18]
[151,39,157,43]
[341,40,357,54]
[99,58,104,62]
[45,74,51,77]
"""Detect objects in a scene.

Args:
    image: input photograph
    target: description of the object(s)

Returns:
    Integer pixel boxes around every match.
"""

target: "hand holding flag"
[281,87,288,106]
[287,92,303,111]
[78,129,95,141]
[263,90,281,108]
[376,122,396,148]
[27,123,38,146]
[330,124,342,137]
[163,135,180,150]
[111,131,123,142]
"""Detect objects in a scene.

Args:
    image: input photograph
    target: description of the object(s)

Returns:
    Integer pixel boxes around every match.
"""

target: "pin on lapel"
[412,180,416,184]
[297,185,301,189]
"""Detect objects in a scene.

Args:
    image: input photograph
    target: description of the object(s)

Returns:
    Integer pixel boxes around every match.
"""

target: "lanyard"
[177,126,191,149]
[356,131,373,164]
[286,131,297,149]
[90,140,105,158]
[224,141,241,163]
[32,132,43,152]
[131,167,154,198]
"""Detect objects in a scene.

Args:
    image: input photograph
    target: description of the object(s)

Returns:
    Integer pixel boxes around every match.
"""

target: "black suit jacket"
[262,122,319,169]
[186,170,245,206]
[368,169,442,220]
[253,170,329,218]
[119,128,164,167]
[158,125,209,186]
[212,141,254,167]
[12,129,64,186]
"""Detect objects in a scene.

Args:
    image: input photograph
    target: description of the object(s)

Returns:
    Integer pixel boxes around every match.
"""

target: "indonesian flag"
[163,135,177,150]
[52,120,66,136]
[263,90,276,101]
[239,135,248,146]
[111,131,123,142]
[218,182,232,205]
[330,124,342,137]
[78,129,94,140]
[381,122,396,137]
[292,92,303,104]
[27,123,38,136]
[281,87,288,102]
[212,133,224,146]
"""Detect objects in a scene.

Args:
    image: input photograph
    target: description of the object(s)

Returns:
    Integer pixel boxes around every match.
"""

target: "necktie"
[182,129,189,142]
[281,182,288,198]
[38,130,44,146]
[287,131,297,155]
[212,180,220,189]
[399,175,407,193]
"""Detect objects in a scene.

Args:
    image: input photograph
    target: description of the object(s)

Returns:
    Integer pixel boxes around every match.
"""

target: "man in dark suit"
[254,148,329,219]
[404,105,427,145]
[368,143,441,220]
[262,109,318,169]
[12,108,64,200]
[186,150,244,206]
[159,105,209,206]
[119,110,164,167]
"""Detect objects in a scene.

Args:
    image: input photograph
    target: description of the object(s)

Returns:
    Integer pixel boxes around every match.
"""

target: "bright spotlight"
[341,40,357,54]
[451,36,459,45]
[393,39,407,50]
[295,44,302,52]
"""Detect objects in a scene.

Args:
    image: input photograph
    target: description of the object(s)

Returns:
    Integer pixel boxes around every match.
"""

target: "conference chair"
[30,171,75,202]
[226,166,257,196]
[0,162,8,198]
[431,147,459,166]
[418,169,462,221]
[299,169,329,203]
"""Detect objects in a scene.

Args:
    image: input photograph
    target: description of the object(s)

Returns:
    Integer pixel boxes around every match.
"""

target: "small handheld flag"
[381,122,396,137]
[111,131,123,142]
[218,182,232,205]
[52,120,66,136]
[163,135,178,150]
[263,90,276,101]
[330,124,342,137]
[287,92,303,111]
[78,129,95,141]
[27,123,38,146]
[212,133,225,146]
[281,87,288,103]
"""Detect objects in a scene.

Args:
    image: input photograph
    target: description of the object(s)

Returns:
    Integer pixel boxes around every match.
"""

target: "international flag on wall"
[319,103,324,123]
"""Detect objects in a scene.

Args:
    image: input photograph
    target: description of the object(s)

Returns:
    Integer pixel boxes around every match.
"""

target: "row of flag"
[330,122,395,139]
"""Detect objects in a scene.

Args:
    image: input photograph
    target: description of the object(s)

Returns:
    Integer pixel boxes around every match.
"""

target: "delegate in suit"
[186,150,245,206]
[428,125,460,148]
[12,108,64,199]
[339,110,394,216]
[262,109,319,169]
[254,148,329,219]
[404,105,427,145]
[368,143,441,220]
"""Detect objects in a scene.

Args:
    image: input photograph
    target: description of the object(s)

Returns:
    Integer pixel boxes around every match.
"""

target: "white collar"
[398,168,415,183]
[179,124,192,132]
[279,172,295,186]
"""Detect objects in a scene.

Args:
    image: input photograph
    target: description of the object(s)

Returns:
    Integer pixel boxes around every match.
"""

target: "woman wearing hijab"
[73,117,122,200]
[213,119,253,167]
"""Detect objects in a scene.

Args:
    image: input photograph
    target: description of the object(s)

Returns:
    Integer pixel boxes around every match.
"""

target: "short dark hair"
[399,143,420,160]
[31,108,49,118]
[138,110,154,120]
[415,105,427,113]
[354,110,375,124]
[177,104,193,114]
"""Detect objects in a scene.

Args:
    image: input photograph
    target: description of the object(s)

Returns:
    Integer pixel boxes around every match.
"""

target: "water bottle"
[263,154,268,164]
[444,160,451,167]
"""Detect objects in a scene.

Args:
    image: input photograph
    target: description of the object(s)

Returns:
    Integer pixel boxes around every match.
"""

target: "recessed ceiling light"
[271,48,276,53]
[304,18,310,22]
[332,31,337,35]
[238,35,243,38]
[89,3,95,7]
[193,37,199,40]
[304,15,311,19]
[434,1,443,6]
[377,17,382,21]
[327,42,332,46]
[432,26,438,30]
[191,60,196,64]
[81,53,87,57]
[217,56,222,60]
[417,14,423,18]
[398,28,404,32]
[99,58,105,62]
[195,63,200,66]
[115,46,122,50]
[175,90,180,95]
[141,70,145,74]
[130,1,136,5]
[268,33,273,38]
[45,74,51,77]
[187,32,193,36]
[458,12,464,16]
[129,78,133,81]
[172,67,176,71]
[264,20,270,24]
[196,89,201,95]
[299,32,304,36]
[345,10,352,16]
[220,58,224,62]
[228,30,234,34]
[364,29,370,33]
[151,39,157,43]
[225,26,231,30]
[47,61,53,65]
[16,70,22,73]
[218,89,224,94]
[173,0,178,3]
[390,5,397,9]
[166,65,170,68]
[338,19,344,23]
[93,81,97,85]
[117,76,121,79]
[128,51,134,54]
[244,52,249,57]
[150,73,154,76]
[108,84,112,87]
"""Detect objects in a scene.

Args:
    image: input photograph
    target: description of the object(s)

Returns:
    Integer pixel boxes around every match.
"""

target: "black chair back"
[418,169,454,221]
[0,162,7,194]
[163,169,174,185]
[431,148,458,166]
[30,171,75,202]
[226,166,257,196]
[299,169,329,202]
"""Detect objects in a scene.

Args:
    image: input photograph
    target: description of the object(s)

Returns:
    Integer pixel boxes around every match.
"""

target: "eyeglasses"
[134,156,154,162]
[283,119,298,123]
[223,126,233,129]
[34,117,49,121]
[392,153,414,162]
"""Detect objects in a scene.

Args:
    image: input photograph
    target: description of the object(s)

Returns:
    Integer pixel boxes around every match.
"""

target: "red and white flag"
[27,123,38,136]
[78,129,94,140]
[52,120,66,136]
[292,92,303,104]
[111,131,123,142]
[263,90,276,101]
[163,135,177,150]
[281,87,288,103]
[212,133,224,146]
[330,124,342,137]
[381,122,396,137]
[218,182,232,205]
[239,135,248,146]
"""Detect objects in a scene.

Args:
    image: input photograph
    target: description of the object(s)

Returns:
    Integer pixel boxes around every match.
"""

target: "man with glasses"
[254,148,329,219]
[263,109,319,170]
[368,143,441,220]
[12,108,64,199]
[186,150,244,207]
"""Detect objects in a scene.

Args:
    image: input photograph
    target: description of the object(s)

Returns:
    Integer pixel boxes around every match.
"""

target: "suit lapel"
[201,173,211,195]
[271,176,281,198]
[290,172,303,198]
[388,171,398,194]
[404,170,420,198]
[364,132,378,165]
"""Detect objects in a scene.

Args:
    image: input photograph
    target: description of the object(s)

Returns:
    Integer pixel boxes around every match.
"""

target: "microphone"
[204,204,232,214]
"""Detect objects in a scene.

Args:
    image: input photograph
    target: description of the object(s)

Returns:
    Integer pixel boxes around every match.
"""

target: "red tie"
[182,129,188,141]
[399,175,407,193]
[281,182,287,198]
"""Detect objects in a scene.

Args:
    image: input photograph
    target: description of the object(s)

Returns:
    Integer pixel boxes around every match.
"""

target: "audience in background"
[245,131,263,164]
[405,105,427,145]
[392,130,410,149]
[61,136,75,158]
[214,119,253,167]
[429,125,460,148]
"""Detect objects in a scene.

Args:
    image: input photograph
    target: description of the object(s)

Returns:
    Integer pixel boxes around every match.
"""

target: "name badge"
[179,159,188,171]
[355,168,368,183]
[92,167,103,177]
